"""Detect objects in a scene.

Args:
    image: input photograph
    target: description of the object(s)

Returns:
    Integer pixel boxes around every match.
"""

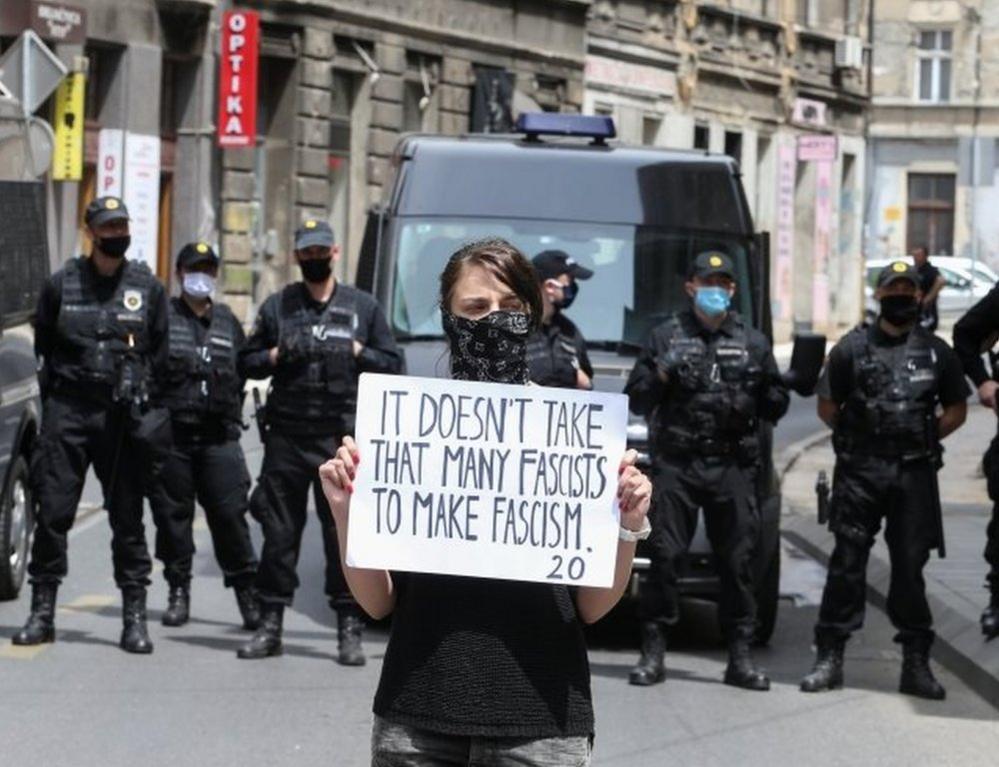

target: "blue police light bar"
[515,113,617,144]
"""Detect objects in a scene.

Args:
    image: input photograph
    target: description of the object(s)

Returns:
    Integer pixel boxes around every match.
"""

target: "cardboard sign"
[346,374,629,588]
[217,10,259,148]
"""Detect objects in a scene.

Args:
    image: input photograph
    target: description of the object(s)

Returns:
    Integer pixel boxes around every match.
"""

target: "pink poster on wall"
[774,141,796,322]
[812,160,833,327]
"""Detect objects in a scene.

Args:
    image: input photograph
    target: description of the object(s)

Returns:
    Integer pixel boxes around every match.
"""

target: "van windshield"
[390,218,753,347]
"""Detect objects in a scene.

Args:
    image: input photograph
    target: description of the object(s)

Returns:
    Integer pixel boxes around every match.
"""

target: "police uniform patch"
[892,261,907,273]
[709,255,723,267]
[123,290,143,312]
[105,198,120,210]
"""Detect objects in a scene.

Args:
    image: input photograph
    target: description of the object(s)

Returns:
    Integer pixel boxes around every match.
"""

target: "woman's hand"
[617,449,651,532]
[319,436,360,526]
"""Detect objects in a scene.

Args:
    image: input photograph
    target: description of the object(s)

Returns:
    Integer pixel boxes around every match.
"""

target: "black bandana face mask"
[441,309,530,384]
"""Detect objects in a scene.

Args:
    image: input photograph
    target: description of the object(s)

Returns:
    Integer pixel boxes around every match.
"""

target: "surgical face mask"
[880,294,920,326]
[96,235,131,259]
[694,286,731,317]
[299,257,333,283]
[182,272,216,299]
[556,281,579,310]
[441,308,530,384]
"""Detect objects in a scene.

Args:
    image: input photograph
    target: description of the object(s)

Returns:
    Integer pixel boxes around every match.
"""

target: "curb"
[782,513,999,709]
[775,429,831,482]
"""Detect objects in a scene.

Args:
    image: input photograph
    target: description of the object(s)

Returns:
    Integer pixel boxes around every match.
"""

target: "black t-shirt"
[373,572,594,739]
[817,323,969,406]
[916,261,942,323]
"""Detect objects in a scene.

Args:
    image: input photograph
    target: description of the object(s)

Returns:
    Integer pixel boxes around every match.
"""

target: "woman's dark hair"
[440,238,543,331]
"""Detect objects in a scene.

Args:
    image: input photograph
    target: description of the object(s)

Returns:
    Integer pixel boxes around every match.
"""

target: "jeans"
[371,717,591,767]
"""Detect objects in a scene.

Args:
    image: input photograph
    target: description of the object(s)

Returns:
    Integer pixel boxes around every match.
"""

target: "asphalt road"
[2,404,997,766]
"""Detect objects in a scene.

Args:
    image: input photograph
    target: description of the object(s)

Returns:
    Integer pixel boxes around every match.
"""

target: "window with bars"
[907,173,955,255]
[915,30,952,103]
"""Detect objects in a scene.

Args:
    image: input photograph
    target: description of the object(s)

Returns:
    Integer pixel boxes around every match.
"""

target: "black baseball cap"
[688,250,736,280]
[294,219,335,250]
[532,250,594,281]
[176,241,220,269]
[85,196,130,228]
[876,260,920,289]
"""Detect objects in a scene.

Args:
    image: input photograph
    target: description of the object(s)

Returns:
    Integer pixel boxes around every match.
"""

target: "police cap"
[85,196,130,228]
[176,241,220,270]
[688,250,736,281]
[876,260,920,289]
[294,219,335,250]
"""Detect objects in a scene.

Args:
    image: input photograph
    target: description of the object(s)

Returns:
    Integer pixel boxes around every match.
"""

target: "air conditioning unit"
[835,36,864,70]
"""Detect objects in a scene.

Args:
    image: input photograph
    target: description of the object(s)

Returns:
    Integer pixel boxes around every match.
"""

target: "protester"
[319,238,652,766]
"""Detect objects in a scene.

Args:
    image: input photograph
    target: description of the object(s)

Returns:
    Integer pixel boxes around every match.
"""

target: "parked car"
[0,177,47,599]
[355,113,823,643]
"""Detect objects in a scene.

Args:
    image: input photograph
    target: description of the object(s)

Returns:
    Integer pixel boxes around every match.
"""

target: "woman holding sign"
[320,239,652,766]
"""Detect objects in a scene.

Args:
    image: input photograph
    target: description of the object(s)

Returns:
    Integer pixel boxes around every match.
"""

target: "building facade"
[585,0,871,340]
[2,0,871,339]
[867,0,999,277]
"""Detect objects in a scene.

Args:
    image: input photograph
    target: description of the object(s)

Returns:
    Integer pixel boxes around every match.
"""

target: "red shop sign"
[217,10,259,148]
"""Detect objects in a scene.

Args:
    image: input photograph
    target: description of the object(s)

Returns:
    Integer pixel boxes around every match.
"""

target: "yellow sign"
[883,206,902,222]
[892,261,907,273]
[52,72,85,181]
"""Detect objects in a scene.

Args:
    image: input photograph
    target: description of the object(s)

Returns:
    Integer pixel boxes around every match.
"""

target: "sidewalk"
[781,403,999,706]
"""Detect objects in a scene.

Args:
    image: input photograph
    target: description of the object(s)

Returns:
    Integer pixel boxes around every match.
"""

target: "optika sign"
[217,10,259,148]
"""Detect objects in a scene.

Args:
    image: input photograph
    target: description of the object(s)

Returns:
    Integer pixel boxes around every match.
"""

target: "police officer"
[526,250,594,389]
[800,261,968,699]
[626,251,789,690]
[13,196,168,654]
[951,284,999,639]
[237,220,403,662]
[148,242,260,630]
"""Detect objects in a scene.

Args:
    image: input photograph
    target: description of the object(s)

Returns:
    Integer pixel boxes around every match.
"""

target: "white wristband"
[619,516,652,542]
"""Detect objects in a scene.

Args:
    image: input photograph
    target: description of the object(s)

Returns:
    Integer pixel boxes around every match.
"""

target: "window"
[693,123,709,150]
[915,30,952,103]
[724,130,742,163]
[907,173,955,255]
[642,115,661,146]
[402,53,441,134]
[796,0,817,26]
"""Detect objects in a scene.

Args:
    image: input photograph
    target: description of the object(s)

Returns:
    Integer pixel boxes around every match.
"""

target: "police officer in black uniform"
[526,250,594,389]
[237,220,403,662]
[13,196,168,654]
[800,261,968,699]
[148,242,260,630]
[950,284,999,639]
[626,251,789,690]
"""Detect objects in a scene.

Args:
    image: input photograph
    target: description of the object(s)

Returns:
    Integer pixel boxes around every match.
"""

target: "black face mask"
[300,257,333,283]
[556,281,579,310]
[441,309,530,384]
[880,294,920,327]
[96,235,131,259]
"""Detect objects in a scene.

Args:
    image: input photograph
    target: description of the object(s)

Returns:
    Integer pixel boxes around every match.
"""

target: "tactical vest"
[527,325,578,388]
[655,315,762,451]
[835,326,940,458]
[52,257,155,389]
[267,285,359,424]
[162,301,242,423]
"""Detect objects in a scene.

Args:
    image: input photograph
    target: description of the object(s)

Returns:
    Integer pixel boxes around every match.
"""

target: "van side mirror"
[781,332,826,396]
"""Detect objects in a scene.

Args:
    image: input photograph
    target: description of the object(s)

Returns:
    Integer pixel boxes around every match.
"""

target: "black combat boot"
[336,608,366,667]
[161,584,190,627]
[237,604,283,659]
[724,638,771,691]
[981,591,999,640]
[899,637,946,700]
[628,621,667,686]
[120,586,154,654]
[234,586,262,631]
[800,637,845,692]
[12,582,58,645]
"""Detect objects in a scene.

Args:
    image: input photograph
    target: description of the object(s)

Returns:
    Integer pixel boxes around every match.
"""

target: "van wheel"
[753,544,780,646]
[0,456,34,600]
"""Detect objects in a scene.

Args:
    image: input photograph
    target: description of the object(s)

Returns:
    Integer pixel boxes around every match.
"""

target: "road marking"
[0,642,48,660]
[59,594,116,612]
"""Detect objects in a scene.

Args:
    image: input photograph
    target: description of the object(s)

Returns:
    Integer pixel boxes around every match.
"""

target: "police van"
[0,175,47,599]
[356,114,821,643]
